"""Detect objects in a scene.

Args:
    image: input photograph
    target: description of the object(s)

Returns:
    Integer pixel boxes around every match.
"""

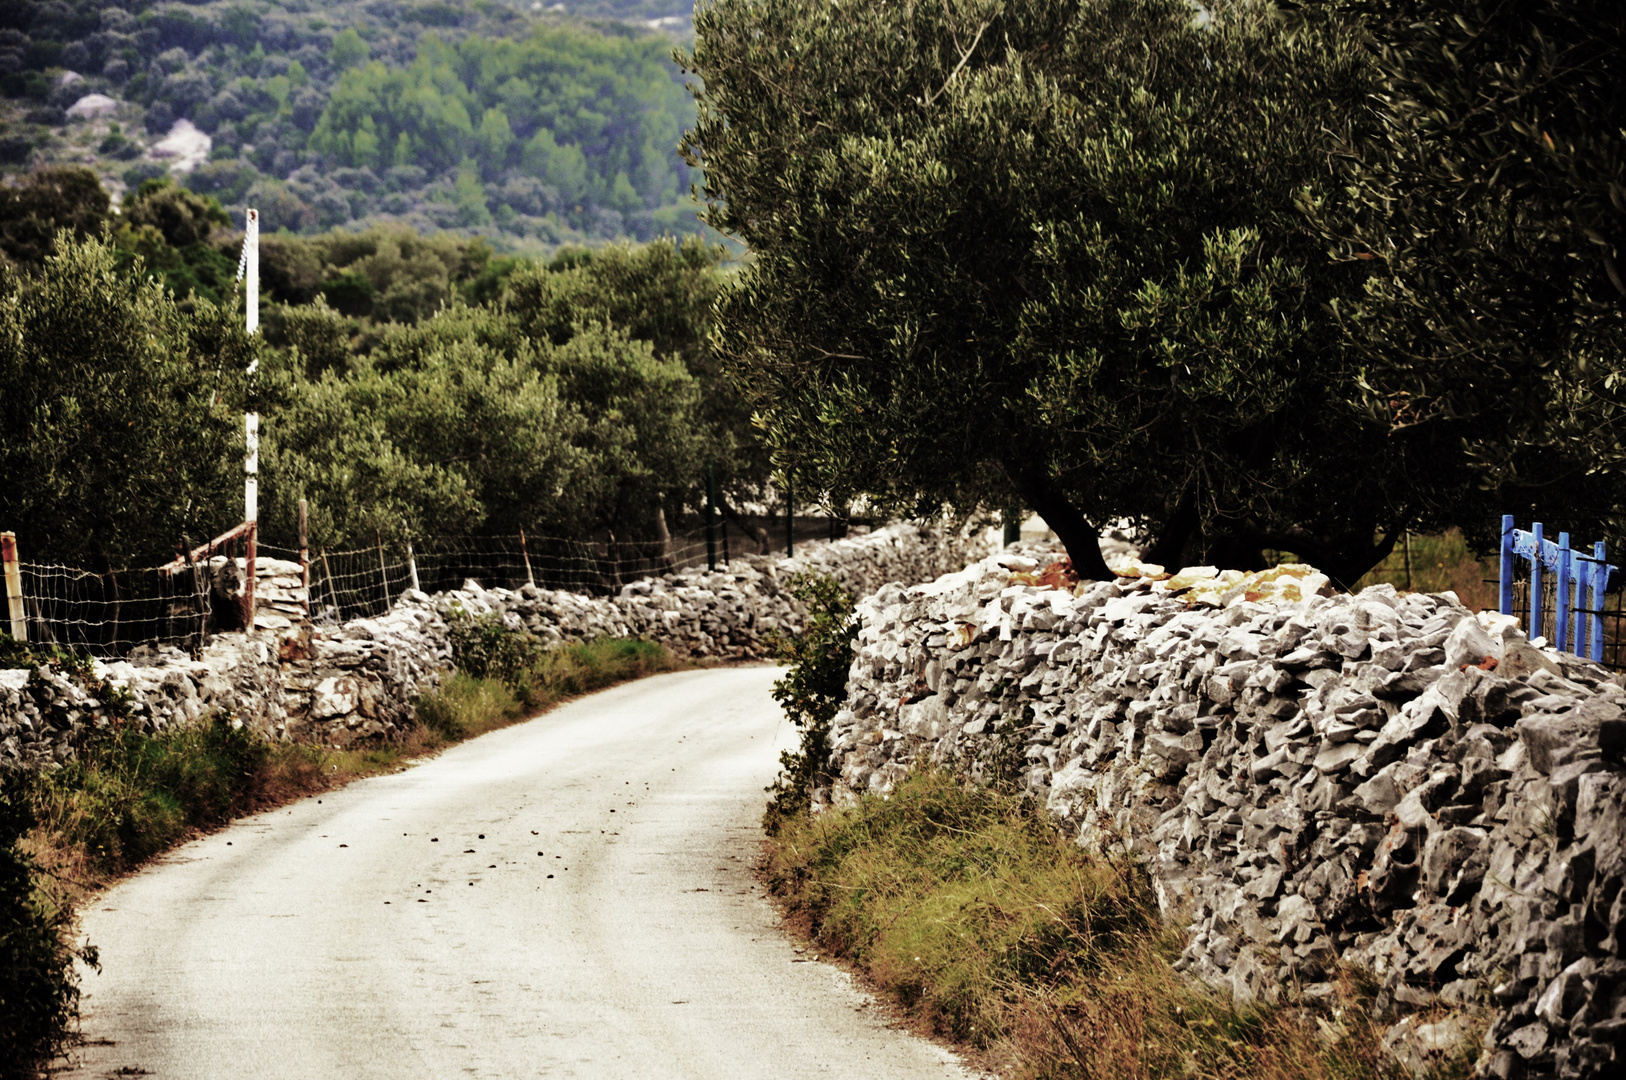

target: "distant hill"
[0,1,705,251]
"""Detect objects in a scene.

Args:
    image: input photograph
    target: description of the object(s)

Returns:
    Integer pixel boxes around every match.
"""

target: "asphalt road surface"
[63,666,976,1080]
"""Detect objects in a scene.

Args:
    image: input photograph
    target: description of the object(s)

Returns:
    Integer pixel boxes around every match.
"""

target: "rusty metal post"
[2,532,26,643]
[242,520,257,631]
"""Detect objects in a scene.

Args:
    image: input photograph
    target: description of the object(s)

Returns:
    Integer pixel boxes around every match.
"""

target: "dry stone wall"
[0,522,993,769]
[825,546,1626,1080]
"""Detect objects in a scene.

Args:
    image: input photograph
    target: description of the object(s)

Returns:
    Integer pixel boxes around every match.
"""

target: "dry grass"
[1354,530,1499,610]
[766,771,1479,1080]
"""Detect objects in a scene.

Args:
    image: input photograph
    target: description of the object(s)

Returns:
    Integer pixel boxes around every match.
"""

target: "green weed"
[764,573,858,831]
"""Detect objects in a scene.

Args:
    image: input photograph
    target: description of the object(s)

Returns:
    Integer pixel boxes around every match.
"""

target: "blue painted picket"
[1499,515,1617,662]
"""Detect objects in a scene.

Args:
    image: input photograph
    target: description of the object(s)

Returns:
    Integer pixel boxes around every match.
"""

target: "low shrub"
[766,770,1479,1080]
[764,572,857,830]
[0,777,94,1080]
[444,611,677,710]
[415,672,524,741]
[446,608,546,688]
[32,713,269,879]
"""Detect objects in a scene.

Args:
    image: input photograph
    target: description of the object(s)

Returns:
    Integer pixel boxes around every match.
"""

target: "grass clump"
[32,714,268,877]
[766,770,1477,1080]
[444,613,678,714]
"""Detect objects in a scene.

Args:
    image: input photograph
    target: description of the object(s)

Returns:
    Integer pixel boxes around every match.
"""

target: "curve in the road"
[63,666,977,1080]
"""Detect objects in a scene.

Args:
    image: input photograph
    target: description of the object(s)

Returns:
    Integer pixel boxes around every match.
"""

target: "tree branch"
[923,20,990,107]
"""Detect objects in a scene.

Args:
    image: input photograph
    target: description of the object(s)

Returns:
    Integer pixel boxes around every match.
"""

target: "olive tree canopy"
[681,0,1449,583]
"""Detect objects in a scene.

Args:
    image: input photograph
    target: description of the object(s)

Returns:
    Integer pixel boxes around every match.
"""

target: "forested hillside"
[0,1,701,249]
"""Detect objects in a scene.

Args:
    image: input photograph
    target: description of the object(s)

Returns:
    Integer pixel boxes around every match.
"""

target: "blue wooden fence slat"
[1499,517,1617,663]
[1593,542,1608,663]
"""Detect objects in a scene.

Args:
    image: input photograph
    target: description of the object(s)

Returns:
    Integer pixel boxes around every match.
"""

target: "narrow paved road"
[63,667,975,1080]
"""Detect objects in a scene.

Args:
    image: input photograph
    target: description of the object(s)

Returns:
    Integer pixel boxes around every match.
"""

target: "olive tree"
[0,235,253,568]
[681,0,1426,582]
[1325,0,1626,547]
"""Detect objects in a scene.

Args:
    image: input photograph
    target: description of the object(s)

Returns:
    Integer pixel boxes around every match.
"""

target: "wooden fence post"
[519,527,535,586]
[705,462,717,572]
[786,478,794,558]
[181,534,197,647]
[375,530,389,613]
[3,532,27,643]
[298,498,310,620]
[1530,521,1545,641]
[1499,514,1515,616]
[320,549,334,621]
[407,540,421,593]
[242,520,257,631]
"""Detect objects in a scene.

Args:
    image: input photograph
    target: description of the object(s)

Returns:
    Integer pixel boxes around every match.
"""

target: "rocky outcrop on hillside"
[825,547,1626,1079]
[0,522,992,767]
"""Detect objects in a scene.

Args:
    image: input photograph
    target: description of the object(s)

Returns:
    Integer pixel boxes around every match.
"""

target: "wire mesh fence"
[294,528,718,626]
[2,514,851,656]
[8,525,263,658]
[12,560,206,656]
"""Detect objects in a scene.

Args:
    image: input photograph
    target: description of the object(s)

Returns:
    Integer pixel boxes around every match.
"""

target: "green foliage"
[308,27,691,220]
[446,609,546,690]
[683,0,1431,582]
[0,776,94,1080]
[256,237,732,550]
[1,2,706,248]
[0,233,255,568]
[502,237,767,509]
[0,636,95,683]
[765,573,857,828]
[442,609,675,710]
[414,671,522,741]
[0,228,742,567]
[1323,0,1626,550]
[0,166,109,269]
[108,179,239,304]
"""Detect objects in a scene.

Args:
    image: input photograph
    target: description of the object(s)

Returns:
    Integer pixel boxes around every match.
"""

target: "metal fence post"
[1530,521,1545,641]
[243,520,257,631]
[1499,514,1515,615]
[3,532,27,643]
[705,461,717,572]
[1555,531,1572,653]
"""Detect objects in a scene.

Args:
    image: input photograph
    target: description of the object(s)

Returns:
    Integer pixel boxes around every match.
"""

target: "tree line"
[681,0,1626,584]
[1,0,702,247]
[0,177,767,570]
